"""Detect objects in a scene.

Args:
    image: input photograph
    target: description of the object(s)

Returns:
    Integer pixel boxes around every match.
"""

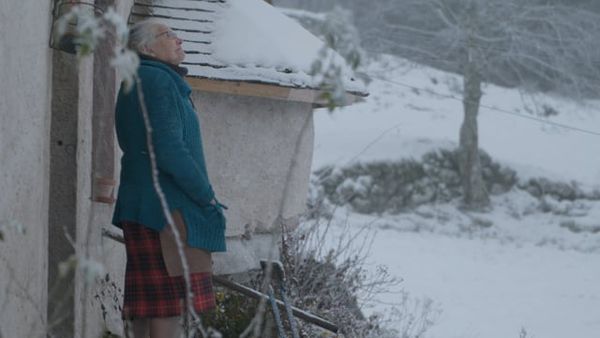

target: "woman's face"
[146,24,185,65]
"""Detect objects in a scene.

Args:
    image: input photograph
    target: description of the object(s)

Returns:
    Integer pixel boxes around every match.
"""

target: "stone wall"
[0,1,53,336]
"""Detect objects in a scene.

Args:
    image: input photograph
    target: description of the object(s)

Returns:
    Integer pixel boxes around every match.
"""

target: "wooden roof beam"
[186,77,365,107]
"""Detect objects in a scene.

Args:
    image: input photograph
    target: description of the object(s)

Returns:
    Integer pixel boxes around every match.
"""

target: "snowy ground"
[310,54,600,338]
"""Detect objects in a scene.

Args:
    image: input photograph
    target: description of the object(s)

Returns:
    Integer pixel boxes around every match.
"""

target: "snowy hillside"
[314,54,600,187]
[309,54,600,338]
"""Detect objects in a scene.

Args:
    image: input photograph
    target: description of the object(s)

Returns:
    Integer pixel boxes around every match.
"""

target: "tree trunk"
[459,53,490,209]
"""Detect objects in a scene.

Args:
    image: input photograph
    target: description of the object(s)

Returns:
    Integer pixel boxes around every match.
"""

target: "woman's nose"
[176,37,183,45]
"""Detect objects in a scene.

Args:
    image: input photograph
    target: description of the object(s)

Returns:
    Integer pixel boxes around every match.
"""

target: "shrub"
[519,177,600,201]
[202,219,435,337]
[541,104,559,117]
[312,148,517,214]
[279,220,436,337]
[202,285,262,337]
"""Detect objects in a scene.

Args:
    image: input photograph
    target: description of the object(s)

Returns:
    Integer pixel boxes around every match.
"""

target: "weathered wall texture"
[193,92,314,274]
[48,38,119,338]
[74,54,104,338]
[89,0,133,337]
[48,50,80,337]
[92,2,133,336]
[0,1,135,337]
[73,1,134,336]
[0,0,53,337]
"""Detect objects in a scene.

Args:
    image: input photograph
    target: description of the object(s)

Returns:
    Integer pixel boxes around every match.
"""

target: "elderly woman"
[112,19,226,337]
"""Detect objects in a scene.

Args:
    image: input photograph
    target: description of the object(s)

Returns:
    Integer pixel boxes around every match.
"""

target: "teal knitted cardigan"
[112,58,226,252]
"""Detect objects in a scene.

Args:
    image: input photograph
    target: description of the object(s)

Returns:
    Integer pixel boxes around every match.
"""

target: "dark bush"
[519,177,600,201]
[313,148,517,214]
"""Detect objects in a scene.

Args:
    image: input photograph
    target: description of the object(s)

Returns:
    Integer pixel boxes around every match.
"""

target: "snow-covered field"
[311,55,600,338]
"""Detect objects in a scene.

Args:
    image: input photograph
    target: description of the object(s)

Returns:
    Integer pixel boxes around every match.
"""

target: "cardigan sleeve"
[141,72,215,207]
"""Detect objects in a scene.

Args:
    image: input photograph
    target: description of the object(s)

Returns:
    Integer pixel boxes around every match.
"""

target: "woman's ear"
[141,45,154,56]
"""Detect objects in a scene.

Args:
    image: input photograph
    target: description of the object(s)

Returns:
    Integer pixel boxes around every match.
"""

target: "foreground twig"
[135,77,205,338]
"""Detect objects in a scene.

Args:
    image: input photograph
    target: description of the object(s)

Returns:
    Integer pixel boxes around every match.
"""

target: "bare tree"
[363,0,600,209]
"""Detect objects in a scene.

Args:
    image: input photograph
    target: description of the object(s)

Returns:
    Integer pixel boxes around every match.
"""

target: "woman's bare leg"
[149,316,182,338]
[126,318,150,338]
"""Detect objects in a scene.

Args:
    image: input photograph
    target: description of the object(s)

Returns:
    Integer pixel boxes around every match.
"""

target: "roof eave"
[186,76,368,107]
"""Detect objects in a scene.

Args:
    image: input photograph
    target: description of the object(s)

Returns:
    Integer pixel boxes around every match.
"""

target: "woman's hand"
[210,198,228,210]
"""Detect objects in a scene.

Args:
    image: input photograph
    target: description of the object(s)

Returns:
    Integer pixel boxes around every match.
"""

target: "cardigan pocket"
[160,210,213,277]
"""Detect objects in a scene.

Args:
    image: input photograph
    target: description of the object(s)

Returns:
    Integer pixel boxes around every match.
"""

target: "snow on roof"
[129,0,366,95]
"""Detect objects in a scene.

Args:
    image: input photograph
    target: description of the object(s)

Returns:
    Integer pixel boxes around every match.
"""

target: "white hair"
[127,18,165,54]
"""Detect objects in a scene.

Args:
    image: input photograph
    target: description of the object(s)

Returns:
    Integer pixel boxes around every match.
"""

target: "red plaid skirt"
[121,222,216,319]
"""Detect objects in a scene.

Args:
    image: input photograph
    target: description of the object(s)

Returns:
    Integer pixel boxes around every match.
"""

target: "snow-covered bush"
[311,147,600,217]
[279,221,434,337]
[312,148,517,214]
[200,219,419,337]
[306,172,338,221]
[519,177,600,201]
[559,219,600,235]
[540,104,560,118]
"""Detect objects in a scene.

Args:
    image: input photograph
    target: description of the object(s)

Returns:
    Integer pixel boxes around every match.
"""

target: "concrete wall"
[0,0,53,336]
[47,48,125,338]
[75,53,105,338]
[82,2,133,336]
[72,2,133,337]
[0,1,140,337]
[48,49,81,337]
[193,92,315,274]
[95,2,133,335]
